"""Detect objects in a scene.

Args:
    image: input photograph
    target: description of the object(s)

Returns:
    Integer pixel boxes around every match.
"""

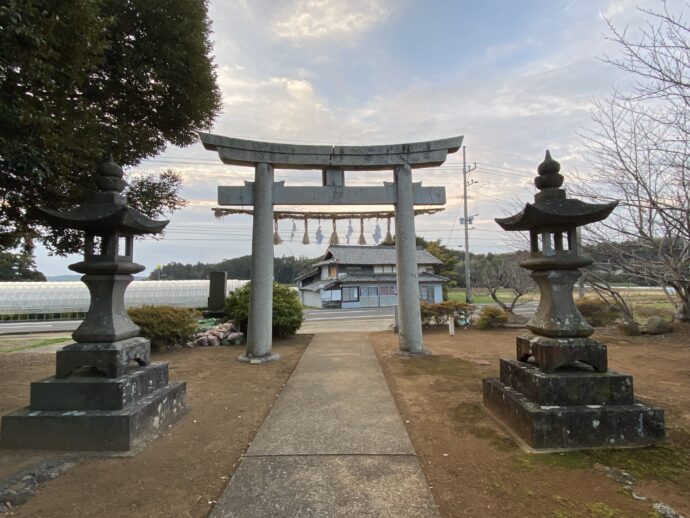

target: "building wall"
[433,284,443,303]
[303,290,322,309]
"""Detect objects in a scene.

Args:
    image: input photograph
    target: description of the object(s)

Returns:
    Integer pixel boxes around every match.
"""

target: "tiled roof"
[324,245,442,266]
[301,279,338,292]
[339,272,447,284]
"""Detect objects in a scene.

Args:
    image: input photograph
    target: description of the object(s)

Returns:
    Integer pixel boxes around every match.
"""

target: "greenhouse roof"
[0,280,248,315]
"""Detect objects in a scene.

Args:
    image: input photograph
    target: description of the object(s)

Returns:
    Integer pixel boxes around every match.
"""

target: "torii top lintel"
[199,133,463,171]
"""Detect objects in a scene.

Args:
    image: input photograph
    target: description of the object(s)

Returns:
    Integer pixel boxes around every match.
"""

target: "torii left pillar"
[243,162,279,362]
[200,133,462,363]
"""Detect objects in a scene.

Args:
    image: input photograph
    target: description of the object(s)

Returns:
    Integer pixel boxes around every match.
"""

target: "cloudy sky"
[35,0,685,276]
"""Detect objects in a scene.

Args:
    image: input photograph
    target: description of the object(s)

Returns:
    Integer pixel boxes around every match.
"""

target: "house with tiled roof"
[295,245,447,309]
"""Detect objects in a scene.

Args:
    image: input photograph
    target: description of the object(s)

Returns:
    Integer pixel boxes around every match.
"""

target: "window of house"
[328,264,337,278]
[321,289,342,302]
[380,285,397,296]
[361,286,378,297]
[342,286,359,302]
[374,265,396,274]
[419,285,434,303]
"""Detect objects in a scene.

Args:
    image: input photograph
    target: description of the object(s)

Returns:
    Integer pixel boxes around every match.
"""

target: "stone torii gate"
[200,133,462,362]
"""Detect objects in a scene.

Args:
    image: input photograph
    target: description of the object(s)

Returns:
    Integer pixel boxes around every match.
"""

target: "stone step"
[30,362,169,411]
[1,381,186,452]
[483,377,664,450]
[499,359,634,406]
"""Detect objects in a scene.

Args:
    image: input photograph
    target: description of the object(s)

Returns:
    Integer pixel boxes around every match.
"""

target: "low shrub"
[225,282,303,337]
[575,296,620,327]
[474,306,509,329]
[420,301,474,326]
[127,305,197,351]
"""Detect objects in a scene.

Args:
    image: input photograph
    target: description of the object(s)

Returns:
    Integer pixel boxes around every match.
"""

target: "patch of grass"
[453,402,483,422]
[633,303,674,319]
[447,291,495,304]
[399,355,481,379]
[1,336,71,353]
[587,502,619,517]
[588,428,690,491]
[468,424,517,451]
[531,451,592,470]
[523,428,690,492]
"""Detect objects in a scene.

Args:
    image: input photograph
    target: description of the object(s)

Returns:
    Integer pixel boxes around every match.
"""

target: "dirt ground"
[371,325,690,518]
[0,336,310,517]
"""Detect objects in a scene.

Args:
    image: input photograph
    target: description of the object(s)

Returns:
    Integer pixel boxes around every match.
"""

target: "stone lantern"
[1,157,186,452]
[483,151,664,450]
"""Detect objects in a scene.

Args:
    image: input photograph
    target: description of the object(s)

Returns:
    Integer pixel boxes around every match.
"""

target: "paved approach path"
[210,333,439,517]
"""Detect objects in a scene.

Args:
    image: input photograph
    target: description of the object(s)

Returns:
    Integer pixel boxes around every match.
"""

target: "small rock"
[645,317,673,335]
[471,359,491,366]
[652,502,683,518]
[617,320,641,336]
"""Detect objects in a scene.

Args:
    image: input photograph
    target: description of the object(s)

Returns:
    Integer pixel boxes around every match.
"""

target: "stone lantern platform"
[482,152,664,450]
[1,157,186,453]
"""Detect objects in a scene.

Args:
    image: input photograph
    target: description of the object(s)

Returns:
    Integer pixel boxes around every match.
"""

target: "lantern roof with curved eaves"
[37,157,168,235]
[495,151,618,232]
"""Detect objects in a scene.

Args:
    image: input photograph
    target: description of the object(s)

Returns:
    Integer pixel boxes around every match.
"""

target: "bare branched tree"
[474,253,535,313]
[573,3,690,321]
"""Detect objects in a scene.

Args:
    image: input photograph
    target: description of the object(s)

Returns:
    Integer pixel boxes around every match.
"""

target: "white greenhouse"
[0,280,248,320]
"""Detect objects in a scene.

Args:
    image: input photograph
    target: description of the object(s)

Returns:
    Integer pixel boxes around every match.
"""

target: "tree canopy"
[151,255,318,285]
[0,0,221,254]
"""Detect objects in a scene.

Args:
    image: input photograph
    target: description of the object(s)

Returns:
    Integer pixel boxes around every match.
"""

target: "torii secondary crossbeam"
[200,133,462,362]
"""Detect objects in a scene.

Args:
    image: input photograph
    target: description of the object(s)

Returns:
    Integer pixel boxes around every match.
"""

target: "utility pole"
[577,227,585,299]
[462,146,476,303]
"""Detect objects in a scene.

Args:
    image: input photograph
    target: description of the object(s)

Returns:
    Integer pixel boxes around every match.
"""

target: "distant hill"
[150,255,319,285]
[46,275,82,282]
[47,275,148,282]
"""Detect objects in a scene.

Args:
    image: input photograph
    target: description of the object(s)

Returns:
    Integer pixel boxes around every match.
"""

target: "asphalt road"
[0,320,83,336]
[0,302,539,336]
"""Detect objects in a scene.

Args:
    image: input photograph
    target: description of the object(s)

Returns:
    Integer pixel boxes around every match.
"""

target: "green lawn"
[446,289,522,305]
[0,336,71,353]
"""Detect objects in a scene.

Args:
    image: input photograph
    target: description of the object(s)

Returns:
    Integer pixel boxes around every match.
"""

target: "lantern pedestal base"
[1,381,186,453]
[2,341,186,454]
[56,337,151,379]
[516,334,608,373]
[483,359,664,451]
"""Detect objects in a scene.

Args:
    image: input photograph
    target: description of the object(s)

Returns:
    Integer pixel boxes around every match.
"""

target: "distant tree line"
[150,255,318,285]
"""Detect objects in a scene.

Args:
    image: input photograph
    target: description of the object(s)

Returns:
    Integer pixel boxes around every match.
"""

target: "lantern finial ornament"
[534,150,563,190]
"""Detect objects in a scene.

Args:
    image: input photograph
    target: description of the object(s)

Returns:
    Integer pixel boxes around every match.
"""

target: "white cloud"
[271,0,391,41]
[485,37,542,60]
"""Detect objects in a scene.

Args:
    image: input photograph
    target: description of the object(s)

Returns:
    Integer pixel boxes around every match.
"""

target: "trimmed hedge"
[474,306,509,329]
[420,301,474,326]
[127,305,197,351]
[225,282,303,337]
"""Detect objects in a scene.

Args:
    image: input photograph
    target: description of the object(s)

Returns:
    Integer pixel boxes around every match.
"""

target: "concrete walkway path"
[210,333,439,517]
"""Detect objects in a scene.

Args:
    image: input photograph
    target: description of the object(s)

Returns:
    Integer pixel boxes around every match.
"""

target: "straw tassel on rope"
[358,218,366,245]
[273,217,283,245]
[315,219,324,245]
[329,218,339,245]
[383,217,394,244]
[302,217,310,244]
